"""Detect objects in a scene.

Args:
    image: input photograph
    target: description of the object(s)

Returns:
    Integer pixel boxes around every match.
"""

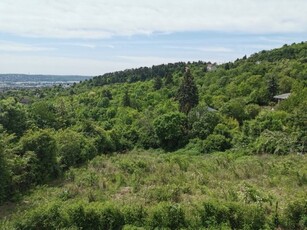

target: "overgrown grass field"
[1,150,306,229]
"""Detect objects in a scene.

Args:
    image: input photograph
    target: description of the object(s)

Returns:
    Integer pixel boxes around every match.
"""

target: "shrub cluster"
[12,199,307,229]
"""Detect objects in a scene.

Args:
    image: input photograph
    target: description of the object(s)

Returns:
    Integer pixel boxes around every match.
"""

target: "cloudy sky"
[0,0,306,76]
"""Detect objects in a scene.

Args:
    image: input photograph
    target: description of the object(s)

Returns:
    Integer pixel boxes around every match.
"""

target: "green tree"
[221,99,246,124]
[56,129,97,169]
[202,134,232,153]
[31,101,57,128]
[165,73,174,86]
[0,97,29,136]
[177,68,199,114]
[153,76,163,90]
[20,130,58,183]
[0,136,10,204]
[188,106,220,139]
[267,75,278,101]
[154,112,187,150]
[122,89,131,107]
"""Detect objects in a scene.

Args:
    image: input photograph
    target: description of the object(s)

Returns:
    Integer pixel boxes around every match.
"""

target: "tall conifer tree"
[177,67,199,114]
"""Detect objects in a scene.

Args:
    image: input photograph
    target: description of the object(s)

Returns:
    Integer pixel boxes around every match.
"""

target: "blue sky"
[0,0,306,76]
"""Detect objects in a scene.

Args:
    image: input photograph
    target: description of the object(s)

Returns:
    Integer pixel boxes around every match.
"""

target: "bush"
[56,129,97,168]
[0,145,10,204]
[78,122,115,153]
[202,134,232,153]
[244,104,261,120]
[148,203,186,229]
[20,130,58,183]
[200,201,229,227]
[243,111,289,139]
[283,199,307,229]
[221,98,246,124]
[253,130,298,155]
[122,205,147,227]
[227,203,266,230]
[188,106,221,139]
[0,97,29,136]
[199,201,266,229]
[154,112,187,150]
[14,203,67,230]
[68,203,124,230]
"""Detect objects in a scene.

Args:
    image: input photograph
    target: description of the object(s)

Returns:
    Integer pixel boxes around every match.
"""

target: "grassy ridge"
[1,150,306,229]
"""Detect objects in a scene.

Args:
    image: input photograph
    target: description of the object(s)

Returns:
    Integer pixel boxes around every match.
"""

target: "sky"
[0,0,306,76]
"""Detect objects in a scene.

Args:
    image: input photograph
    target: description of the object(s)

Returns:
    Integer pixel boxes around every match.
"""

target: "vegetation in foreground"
[1,150,307,229]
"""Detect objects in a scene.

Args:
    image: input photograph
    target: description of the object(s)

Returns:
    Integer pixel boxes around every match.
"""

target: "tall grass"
[1,150,306,229]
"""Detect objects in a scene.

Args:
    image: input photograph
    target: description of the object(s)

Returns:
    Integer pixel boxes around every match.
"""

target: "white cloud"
[0,55,123,75]
[165,45,233,53]
[0,54,191,75]
[0,0,306,39]
[117,55,180,65]
[0,40,55,52]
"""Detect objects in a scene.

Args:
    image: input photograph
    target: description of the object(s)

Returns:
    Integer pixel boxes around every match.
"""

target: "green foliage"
[68,203,124,230]
[253,130,298,155]
[153,76,162,90]
[154,112,187,150]
[200,201,229,227]
[283,199,307,229]
[267,75,279,101]
[0,141,10,204]
[56,129,97,169]
[30,101,57,128]
[14,203,67,230]
[164,73,174,86]
[10,151,41,194]
[0,97,29,136]
[188,106,220,139]
[148,203,186,229]
[78,122,114,153]
[202,134,232,153]
[137,117,159,149]
[177,68,199,114]
[14,202,125,230]
[0,42,307,216]
[122,89,131,107]
[200,201,266,229]
[244,104,261,120]
[122,205,147,227]
[221,98,246,124]
[1,151,307,229]
[242,110,289,140]
[20,130,58,183]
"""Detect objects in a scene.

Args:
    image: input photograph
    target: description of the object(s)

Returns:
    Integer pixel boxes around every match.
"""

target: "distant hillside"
[85,41,307,87]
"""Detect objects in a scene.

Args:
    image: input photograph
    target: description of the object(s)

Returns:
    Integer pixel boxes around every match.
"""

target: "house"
[206,63,217,72]
[273,93,291,102]
[20,97,31,105]
[207,106,217,112]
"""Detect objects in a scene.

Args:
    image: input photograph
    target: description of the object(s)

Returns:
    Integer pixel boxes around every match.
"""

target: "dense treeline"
[0,42,306,228]
[87,62,188,86]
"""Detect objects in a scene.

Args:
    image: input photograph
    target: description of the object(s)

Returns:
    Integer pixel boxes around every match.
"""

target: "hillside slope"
[0,42,306,229]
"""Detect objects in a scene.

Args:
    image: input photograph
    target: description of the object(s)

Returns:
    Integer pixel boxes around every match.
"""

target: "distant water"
[0,74,91,89]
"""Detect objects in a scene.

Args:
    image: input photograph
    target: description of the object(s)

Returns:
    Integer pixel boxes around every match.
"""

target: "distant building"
[273,93,291,101]
[20,98,31,104]
[207,106,217,112]
[207,63,217,71]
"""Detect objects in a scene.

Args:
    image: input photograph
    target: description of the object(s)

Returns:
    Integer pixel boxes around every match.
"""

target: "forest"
[0,42,306,229]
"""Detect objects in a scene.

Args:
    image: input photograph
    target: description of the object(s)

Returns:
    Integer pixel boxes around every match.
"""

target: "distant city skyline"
[0,0,306,76]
